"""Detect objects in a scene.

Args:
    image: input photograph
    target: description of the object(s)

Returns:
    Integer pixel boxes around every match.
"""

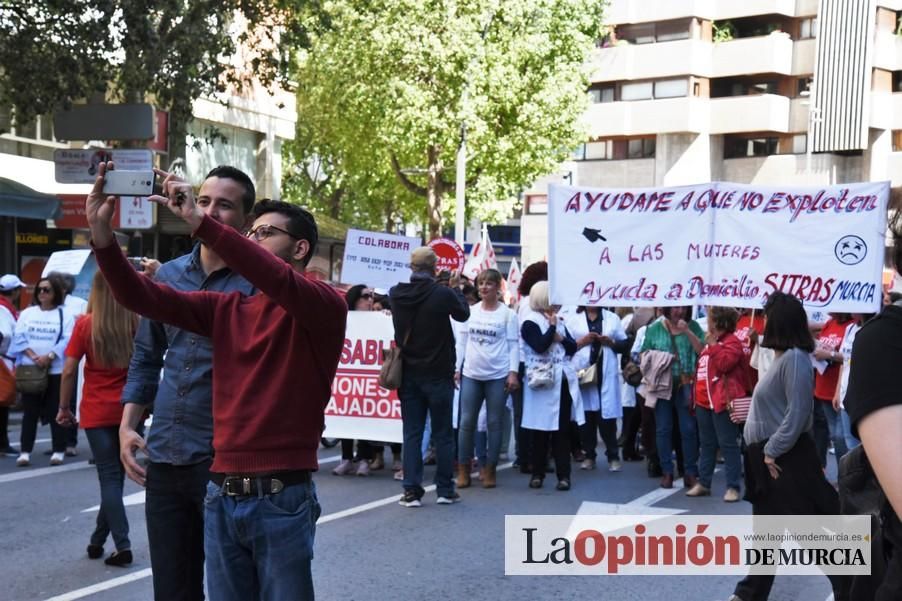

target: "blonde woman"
[57,271,137,566]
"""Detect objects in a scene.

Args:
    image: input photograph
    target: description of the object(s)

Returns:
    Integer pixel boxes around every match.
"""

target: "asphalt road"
[1,420,840,601]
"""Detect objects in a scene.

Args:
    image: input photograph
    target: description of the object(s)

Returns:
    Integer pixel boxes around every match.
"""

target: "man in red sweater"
[86,162,347,601]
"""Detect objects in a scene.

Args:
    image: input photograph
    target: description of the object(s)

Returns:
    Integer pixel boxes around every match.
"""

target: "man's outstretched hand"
[85,161,118,248]
[148,168,203,232]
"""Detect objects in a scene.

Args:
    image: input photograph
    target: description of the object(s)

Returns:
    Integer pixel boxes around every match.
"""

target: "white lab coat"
[566,308,626,419]
[520,310,584,431]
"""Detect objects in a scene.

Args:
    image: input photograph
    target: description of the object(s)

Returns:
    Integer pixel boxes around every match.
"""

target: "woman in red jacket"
[688,306,747,502]
[56,271,137,566]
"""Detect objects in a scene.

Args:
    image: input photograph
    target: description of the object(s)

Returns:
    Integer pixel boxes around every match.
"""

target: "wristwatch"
[47,351,57,361]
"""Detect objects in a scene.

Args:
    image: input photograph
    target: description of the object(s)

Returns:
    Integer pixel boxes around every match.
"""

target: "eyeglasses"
[245,223,299,242]
[36,286,52,293]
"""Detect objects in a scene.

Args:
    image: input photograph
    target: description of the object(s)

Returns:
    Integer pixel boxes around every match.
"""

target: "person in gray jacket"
[731,291,849,601]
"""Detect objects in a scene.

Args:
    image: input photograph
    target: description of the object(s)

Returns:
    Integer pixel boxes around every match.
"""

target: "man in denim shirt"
[118,166,255,601]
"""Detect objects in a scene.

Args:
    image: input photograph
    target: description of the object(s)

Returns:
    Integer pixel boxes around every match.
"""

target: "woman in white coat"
[568,306,629,472]
[520,282,584,491]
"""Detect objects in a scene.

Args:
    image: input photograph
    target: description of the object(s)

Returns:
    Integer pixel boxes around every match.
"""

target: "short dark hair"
[518,261,547,297]
[32,277,64,308]
[661,306,690,320]
[345,284,368,311]
[47,271,75,294]
[205,165,256,214]
[708,306,739,333]
[761,292,815,352]
[252,199,318,267]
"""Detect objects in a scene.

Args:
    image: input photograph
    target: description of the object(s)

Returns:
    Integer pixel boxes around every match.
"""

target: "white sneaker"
[50,452,65,466]
[16,452,30,467]
[608,460,623,472]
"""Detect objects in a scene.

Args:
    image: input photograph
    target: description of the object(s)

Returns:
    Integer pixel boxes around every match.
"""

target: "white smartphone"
[102,170,156,196]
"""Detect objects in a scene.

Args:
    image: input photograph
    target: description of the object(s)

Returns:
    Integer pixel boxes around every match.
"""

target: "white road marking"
[0,461,92,484]
[43,568,154,601]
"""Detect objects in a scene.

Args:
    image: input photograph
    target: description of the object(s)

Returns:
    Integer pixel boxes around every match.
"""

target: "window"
[654,78,689,98]
[893,71,902,93]
[621,81,653,101]
[588,85,615,103]
[616,20,690,44]
[525,194,548,215]
[799,17,818,39]
[655,20,691,42]
[797,77,813,97]
[617,23,655,44]
[628,138,656,158]
[792,134,807,154]
[893,130,902,152]
[724,136,779,159]
[576,137,655,161]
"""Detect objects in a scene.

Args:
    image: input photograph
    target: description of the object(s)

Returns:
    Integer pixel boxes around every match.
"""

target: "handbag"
[0,358,15,406]
[378,303,423,390]
[577,363,598,386]
[15,308,63,396]
[621,361,642,387]
[728,395,752,424]
[526,359,555,390]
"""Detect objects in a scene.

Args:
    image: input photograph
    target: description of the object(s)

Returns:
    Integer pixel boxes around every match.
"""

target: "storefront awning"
[0,177,62,219]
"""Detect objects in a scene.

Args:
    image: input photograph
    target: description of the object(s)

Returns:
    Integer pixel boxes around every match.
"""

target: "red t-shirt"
[695,347,712,409]
[813,317,847,402]
[735,313,766,391]
[65,315,127,429]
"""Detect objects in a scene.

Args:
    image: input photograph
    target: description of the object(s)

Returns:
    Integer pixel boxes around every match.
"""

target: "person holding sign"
[86,163,347,601]
[454,269,519,489]
[640,306,704,490]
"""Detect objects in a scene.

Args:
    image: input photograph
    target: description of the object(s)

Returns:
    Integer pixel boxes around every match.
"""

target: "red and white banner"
[463,230,498,280]
[507,258,522,298]
[324,312,402,443]
[548,181,889,313]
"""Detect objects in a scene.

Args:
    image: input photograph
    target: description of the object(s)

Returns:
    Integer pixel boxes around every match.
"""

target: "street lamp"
[800,90,822,183]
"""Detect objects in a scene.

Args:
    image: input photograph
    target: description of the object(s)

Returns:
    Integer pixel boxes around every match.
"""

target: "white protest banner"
[323,312,402,443]
[340,229,419,289]
[548,181,889,313]
[463,229,498,279]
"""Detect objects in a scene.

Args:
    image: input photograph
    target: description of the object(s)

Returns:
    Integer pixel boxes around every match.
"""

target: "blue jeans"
[840,409,860,452]
[399,371,455,499]
[695,406,742,490]
[813,401,849,467]
[204,479,321,601]
[85,427,130,551]
[458,376,508,465]
[146,460,211,601]
[654,384,698,477]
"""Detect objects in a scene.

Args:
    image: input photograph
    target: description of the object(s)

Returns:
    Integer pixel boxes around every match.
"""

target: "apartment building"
[521,0,902,266]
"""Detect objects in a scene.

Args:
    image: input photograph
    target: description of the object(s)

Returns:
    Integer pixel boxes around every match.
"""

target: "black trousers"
[580,410,619,462]
[529,382,573,481]
[0,405,10,448]
[19,374,66,453]
[511,364,531,467]
[340,439,373,461]
[145,460,211,601]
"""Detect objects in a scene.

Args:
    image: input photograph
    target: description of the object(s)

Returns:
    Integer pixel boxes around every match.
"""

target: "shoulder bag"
[378,304,423,390]
[15,308,63,395]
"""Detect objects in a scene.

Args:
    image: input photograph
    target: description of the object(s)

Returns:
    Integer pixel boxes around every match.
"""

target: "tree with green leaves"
[285,0,604,238]
[0,1,314,148]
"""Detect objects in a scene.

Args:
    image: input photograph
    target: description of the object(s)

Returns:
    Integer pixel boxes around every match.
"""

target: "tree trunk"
[426,145,444,240]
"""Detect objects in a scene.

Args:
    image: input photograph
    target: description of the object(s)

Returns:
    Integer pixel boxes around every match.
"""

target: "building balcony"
[584,97,708,137]
[790,39,816,75]
[711,33,794,77]
[874,31,902,71]
[709,94,791,133]
[590,39,711,83]
[712,0,797,20]
[604,0,712,25]
[871,93,902,130]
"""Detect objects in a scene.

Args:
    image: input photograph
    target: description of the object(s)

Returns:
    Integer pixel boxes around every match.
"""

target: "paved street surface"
[1,420,839,601]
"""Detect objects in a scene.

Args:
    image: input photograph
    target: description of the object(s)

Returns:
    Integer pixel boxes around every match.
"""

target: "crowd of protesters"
[0,163,900,601]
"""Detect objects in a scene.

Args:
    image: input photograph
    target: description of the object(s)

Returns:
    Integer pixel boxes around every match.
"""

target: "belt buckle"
[242,477,252,495]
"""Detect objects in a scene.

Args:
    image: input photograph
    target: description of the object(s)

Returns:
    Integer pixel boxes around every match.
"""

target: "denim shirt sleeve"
[121,315,166,406]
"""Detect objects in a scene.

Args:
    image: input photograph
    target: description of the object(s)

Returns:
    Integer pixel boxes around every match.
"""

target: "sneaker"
[723,488,741,503]
[579,458,596,470]
[398,491,422,508]
[355,460,370,477]
[556,478,571,491]
[16,452,30,467]
[370,454,384,470]
[65,446,78,457]
[436,492,461,504]
[393,469,404,481]
[104,549,133,567]
[50,452,65,465]
[87,544,104,559]
[332,459,354,475]
[608,460,623,473]
[686,483,711,497]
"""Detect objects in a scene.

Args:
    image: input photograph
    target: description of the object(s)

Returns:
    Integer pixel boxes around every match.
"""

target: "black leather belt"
[210,470,311,496]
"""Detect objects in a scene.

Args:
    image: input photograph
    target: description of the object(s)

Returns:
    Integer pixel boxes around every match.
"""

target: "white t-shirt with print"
[456,302,519,381]
[10,305,75,375]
